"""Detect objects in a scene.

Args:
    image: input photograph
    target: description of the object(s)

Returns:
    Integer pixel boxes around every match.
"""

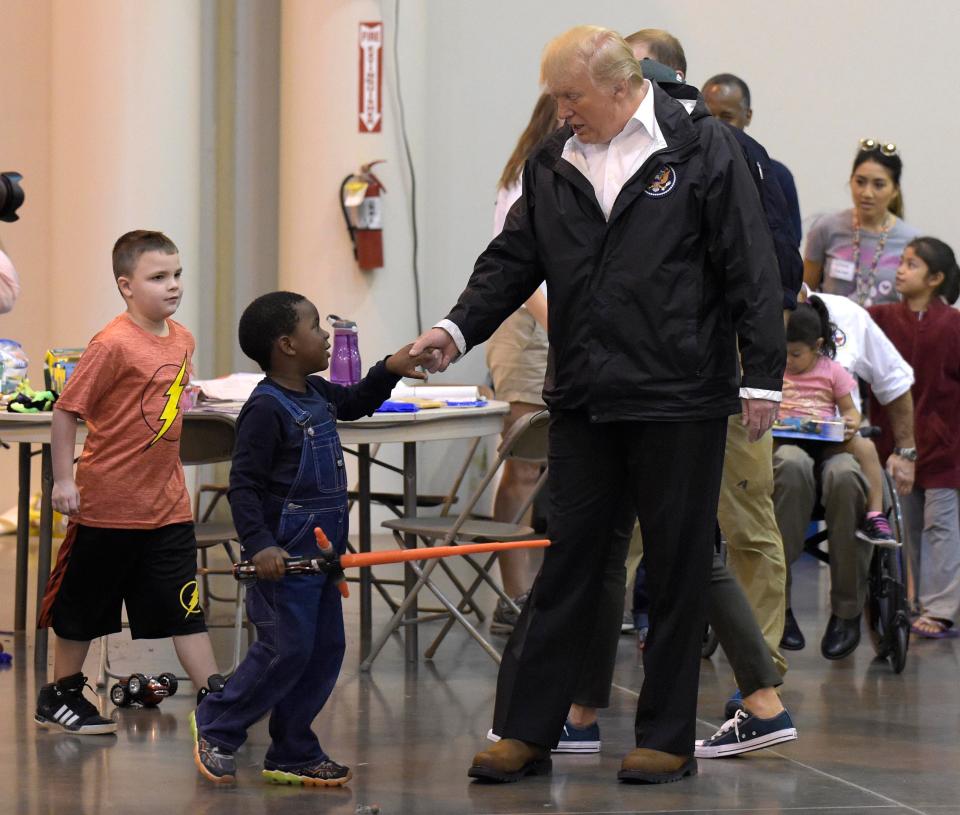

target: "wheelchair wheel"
[865,473,910,672]
[891,613,909,674]
[701,622,719,659]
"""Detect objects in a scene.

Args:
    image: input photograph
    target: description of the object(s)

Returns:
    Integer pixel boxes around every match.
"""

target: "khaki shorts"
[485,308,548,406]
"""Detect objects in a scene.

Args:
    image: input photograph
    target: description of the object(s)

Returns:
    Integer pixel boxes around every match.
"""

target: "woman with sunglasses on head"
[804,140,920,307]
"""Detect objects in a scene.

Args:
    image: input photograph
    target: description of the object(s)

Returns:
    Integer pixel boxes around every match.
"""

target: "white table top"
[0,401,511,446]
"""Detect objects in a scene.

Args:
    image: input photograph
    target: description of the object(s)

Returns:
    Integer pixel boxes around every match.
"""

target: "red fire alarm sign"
[359,21,383,133]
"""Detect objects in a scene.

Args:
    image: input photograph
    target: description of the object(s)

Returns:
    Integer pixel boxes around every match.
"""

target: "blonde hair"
[540,25,643,93]
[498,93,560,190]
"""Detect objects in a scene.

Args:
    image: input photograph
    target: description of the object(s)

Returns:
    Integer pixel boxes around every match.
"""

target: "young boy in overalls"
[192,291,430,785]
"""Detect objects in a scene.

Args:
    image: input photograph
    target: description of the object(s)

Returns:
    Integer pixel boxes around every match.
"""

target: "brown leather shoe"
[617,748,697,783]
[468,738,552,783]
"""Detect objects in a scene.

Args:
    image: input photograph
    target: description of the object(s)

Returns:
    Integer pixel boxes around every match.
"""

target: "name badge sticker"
[828,258,856,282]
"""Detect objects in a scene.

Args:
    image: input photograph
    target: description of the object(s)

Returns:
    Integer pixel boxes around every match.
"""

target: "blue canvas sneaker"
[554,720,601,753]
[695,708,797,758]
[724,689,745,720]
[487,719,601,754]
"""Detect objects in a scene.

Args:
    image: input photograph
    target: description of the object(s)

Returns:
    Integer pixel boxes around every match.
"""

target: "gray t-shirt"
[805,208,920,306]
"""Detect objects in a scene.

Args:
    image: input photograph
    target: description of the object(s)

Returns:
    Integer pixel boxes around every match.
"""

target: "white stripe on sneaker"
[695,727,797,758]
[65,714,80,727]
[54,705,70,721]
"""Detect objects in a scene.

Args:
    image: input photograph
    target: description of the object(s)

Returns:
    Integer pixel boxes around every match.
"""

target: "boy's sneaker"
[723,689,745,721]
[490,591,529,635]
[695,708,797,758]
[856,514,898,547]
[190,710,236,784]
[35,673,117,735]
[262,758,352,787]
[487,719,601,754]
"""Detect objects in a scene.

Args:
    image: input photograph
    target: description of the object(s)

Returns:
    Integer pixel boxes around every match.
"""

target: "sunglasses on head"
[859,138,899,157]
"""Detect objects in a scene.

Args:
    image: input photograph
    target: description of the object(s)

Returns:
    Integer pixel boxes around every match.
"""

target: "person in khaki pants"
[717,416,788,673]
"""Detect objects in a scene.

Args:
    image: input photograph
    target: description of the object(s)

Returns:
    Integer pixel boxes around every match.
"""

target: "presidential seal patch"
[644,164,677,198]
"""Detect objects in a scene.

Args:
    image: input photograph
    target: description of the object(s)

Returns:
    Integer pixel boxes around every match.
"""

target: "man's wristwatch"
[894,447,918,461]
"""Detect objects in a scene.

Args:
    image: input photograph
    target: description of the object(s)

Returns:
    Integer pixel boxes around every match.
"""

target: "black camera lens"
[0,172,25,223]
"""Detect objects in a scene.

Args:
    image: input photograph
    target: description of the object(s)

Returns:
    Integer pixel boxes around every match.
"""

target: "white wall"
[421,0,960,310]
[2,0,959,521]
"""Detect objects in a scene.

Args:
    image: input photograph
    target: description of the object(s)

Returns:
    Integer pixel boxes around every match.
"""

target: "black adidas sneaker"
[35,673,117,735]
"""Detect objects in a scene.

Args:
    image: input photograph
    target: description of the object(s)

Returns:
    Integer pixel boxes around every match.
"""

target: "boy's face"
[118,250,183,323]
[289,300,331,373]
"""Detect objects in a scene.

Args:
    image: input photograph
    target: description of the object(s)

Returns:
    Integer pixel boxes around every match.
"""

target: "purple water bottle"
[327,315,361,386]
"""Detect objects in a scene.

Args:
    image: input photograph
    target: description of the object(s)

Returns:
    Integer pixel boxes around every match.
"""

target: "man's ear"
[745,108,754,126]
[276,334,296,357]
[116,276,132,299]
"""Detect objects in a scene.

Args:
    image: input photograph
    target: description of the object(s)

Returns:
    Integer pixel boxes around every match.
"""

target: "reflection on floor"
[2,536,959,815]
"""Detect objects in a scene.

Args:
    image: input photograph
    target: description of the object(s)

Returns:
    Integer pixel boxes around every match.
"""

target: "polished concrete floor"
[2,532,959,815]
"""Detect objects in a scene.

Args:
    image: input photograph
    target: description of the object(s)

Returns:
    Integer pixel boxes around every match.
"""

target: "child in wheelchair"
[779,296,896,546]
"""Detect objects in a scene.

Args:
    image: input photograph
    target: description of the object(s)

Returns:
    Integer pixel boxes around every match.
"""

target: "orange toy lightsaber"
[232,527,551,598]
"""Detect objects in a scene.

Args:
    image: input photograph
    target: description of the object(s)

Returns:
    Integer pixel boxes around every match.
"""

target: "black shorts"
[50,522,207,641]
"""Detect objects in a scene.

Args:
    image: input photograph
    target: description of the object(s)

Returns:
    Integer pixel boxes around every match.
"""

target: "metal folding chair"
[360,409,549,670]
[342,438,482,618]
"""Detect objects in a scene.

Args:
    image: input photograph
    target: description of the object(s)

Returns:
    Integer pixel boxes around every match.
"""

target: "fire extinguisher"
[340,160,386,271]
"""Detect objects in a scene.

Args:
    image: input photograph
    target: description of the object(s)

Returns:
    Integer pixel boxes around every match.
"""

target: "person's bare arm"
[882,390,916,495]
[836,392,861,441]
[51,408,81,515]
[803,258,823,291]
[523,288,548,331]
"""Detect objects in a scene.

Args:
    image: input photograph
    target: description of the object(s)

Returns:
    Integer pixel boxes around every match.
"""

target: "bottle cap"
[326,314,358,330]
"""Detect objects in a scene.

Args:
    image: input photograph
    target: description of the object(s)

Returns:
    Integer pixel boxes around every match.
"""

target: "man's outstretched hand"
[386,344,437,380]
[409,327,459,373]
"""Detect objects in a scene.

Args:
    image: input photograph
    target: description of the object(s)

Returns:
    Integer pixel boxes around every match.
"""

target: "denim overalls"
[197,383,348,769]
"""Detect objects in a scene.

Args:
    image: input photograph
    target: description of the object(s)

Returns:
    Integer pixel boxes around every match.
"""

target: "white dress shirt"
[560,80,665,220]
[436,81,781,403]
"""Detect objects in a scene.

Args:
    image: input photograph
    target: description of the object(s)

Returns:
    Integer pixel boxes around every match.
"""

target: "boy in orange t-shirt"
[36,230,221,735]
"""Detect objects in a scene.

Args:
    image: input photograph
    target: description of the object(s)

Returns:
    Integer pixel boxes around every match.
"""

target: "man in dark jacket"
[410,25,784,785]
[701,72,803,249]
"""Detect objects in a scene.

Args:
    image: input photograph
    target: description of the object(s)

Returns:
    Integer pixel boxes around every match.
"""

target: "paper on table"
[390,384,479,402]
[192,372,264,401]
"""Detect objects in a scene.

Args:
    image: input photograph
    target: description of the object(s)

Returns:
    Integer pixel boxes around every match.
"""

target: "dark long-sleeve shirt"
[228,361,400,557]
[770,159,802,248]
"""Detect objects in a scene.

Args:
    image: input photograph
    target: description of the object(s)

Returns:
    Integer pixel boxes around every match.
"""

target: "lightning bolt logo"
[180,580,201,619]
[148,356,188,448]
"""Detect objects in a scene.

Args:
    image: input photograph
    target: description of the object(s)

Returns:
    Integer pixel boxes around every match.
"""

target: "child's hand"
[842,415,859,441]
[52,479,80,516]
[252,546,287,581]
[386,344,435,381]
